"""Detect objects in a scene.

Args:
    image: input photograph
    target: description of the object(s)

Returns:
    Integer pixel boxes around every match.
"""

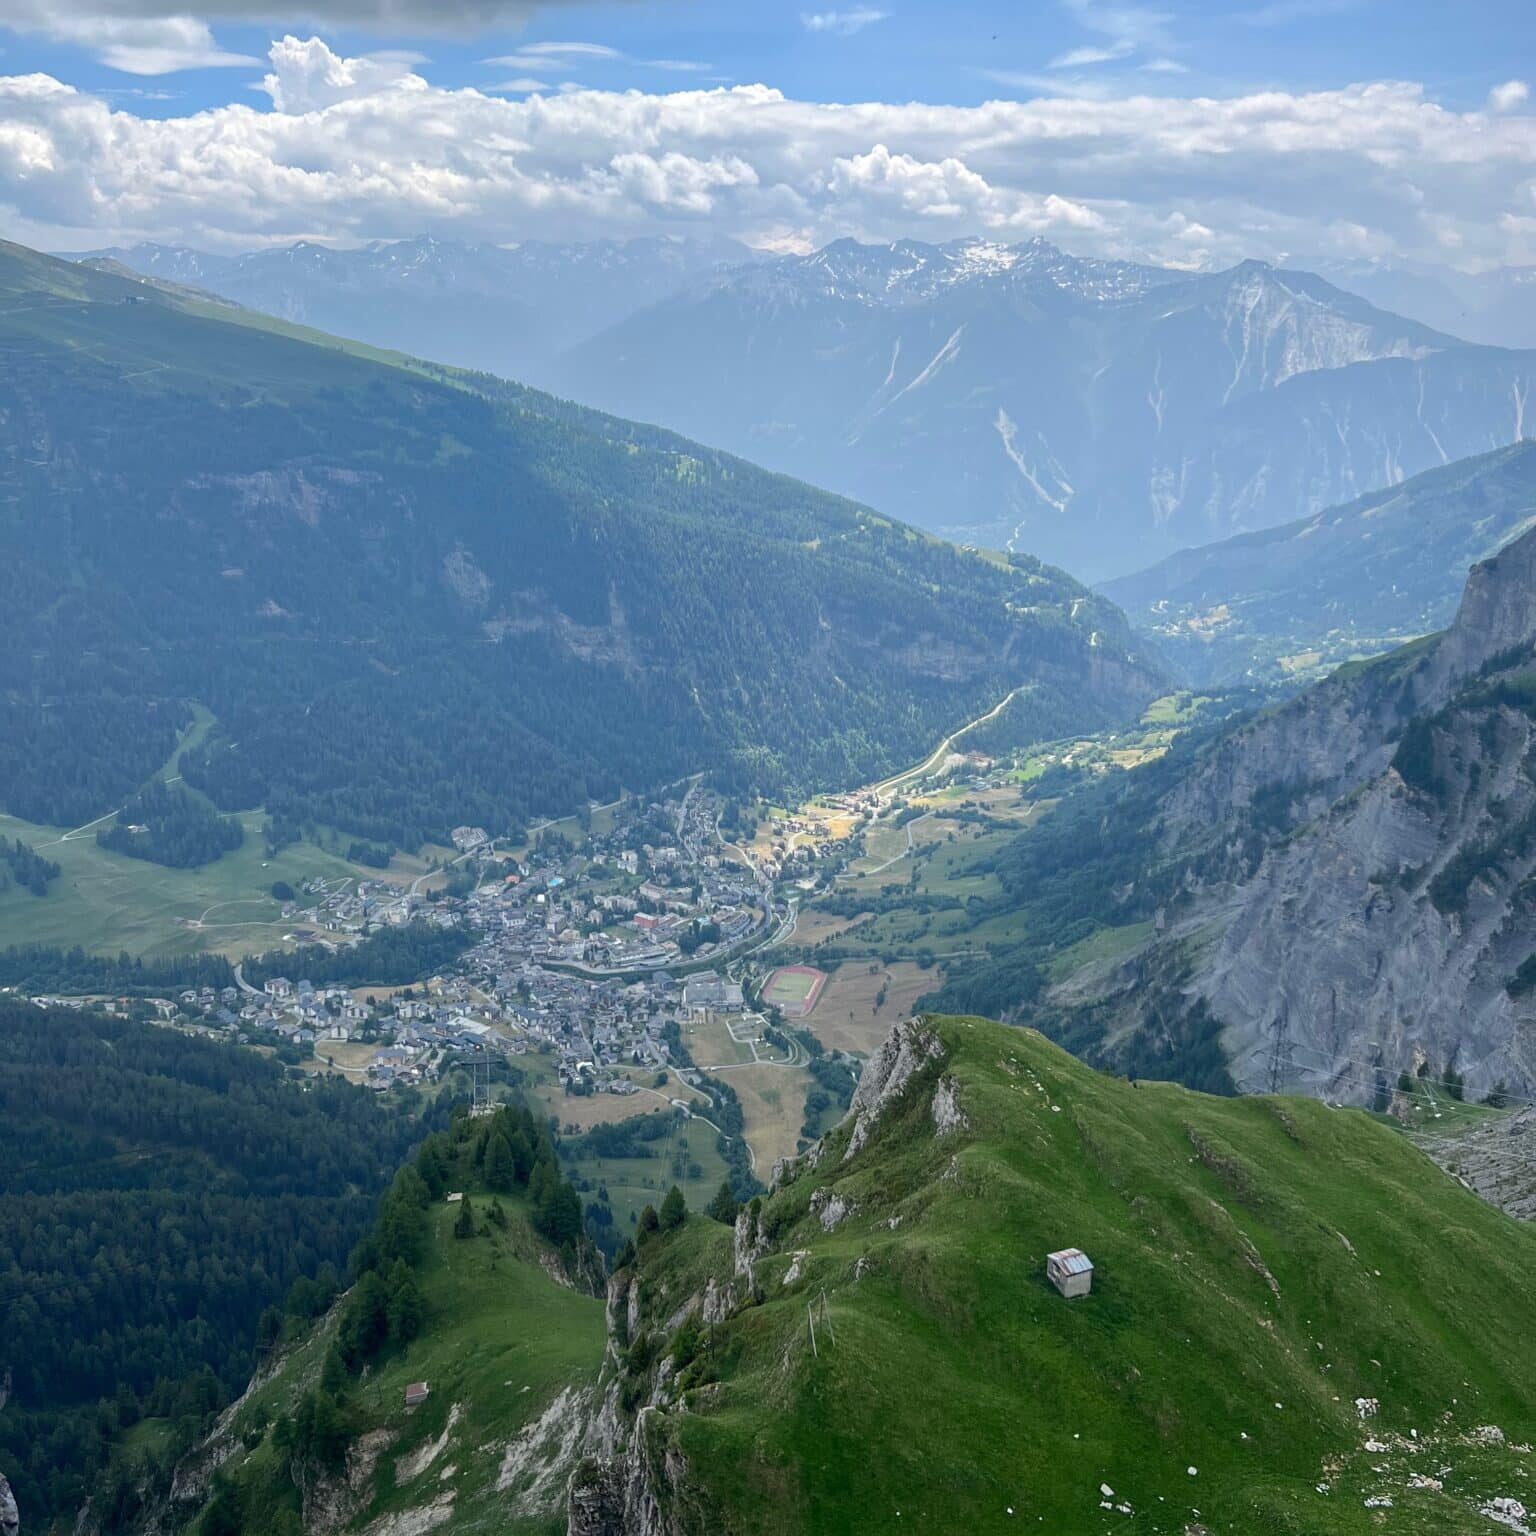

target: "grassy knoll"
[616,1015,1536,1535]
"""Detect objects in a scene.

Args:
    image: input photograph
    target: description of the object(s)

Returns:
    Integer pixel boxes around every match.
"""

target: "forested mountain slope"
[1102,443,1536,684]
[0,239,1160,847]
[0,997,438,1529]
[549,237,1536,578]
[150,1105,608,1536]
[936,525,1536,1103]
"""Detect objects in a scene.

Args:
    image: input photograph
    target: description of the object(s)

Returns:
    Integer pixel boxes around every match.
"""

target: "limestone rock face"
[701,1276,738,1326]
[0,1472,17,1536]
[1430,530,1536,688]
[732,1206,771,1280]
[566,1394,688,1536]
[1057,524,1536,1103]
[567,1466,626,1536]
[810,1190,855,1232]
[844,1019,945,1161]
[931,1075,968,1136]
[1191,741,1536,1099]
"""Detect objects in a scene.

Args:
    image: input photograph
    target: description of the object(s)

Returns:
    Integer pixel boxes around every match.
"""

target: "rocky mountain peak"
[1433,522,1536,686]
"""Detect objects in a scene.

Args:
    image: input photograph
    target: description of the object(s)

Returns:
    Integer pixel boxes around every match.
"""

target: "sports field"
[761,964,827,1017]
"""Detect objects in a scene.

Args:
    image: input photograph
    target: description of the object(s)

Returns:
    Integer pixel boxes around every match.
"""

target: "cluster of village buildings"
[139,790,788,1093]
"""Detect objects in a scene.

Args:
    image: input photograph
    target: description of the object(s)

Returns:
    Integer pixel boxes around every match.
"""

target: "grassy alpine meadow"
[0,807,374,959]
[618,1015,1536,1535]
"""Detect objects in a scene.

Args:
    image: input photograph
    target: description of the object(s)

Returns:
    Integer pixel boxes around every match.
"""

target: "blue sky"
[6,0,1529,116]
[1,1,1531,267]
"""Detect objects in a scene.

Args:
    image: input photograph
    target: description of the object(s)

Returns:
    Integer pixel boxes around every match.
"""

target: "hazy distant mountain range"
[70,233,759,382]
[551,238,1536,579]
[74,234,1536,583]
[1317,259,1536,350]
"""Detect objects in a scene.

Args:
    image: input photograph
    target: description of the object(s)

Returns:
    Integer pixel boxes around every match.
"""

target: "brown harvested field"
[712,1062,812,1171]
[538,1086,681,1134]
[787,907,871,949]
[809,960,941,1055]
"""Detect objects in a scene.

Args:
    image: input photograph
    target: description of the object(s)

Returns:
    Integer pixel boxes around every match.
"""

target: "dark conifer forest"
[0,998,444,1524]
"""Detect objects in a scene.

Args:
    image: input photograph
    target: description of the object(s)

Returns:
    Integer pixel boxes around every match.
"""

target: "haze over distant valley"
[88,233,1536,583]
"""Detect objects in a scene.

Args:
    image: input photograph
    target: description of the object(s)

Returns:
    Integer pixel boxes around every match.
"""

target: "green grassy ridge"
[184,1188,606,1536]
[619,1015,1536,1534]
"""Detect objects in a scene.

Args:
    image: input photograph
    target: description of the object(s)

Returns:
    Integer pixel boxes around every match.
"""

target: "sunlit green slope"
[605,1014,1536,1534]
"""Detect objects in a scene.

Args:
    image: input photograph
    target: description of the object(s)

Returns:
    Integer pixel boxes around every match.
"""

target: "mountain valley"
[1101,442,1536,685]
[0,238,1160,854]
[3,71,1536,1536]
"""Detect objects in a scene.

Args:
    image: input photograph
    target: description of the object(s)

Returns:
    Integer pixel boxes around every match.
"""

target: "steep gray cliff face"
[566,1280,691,1536]
[1194,716,1536,1099]
[1429,530,1536,687]
[1063,527,1536,1102]
[0,1473,17,1536]
[1164,527,1536,837]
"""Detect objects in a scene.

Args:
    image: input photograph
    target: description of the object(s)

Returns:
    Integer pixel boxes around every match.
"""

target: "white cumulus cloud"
[1,37,1533,275]
[1489,80,1529,113]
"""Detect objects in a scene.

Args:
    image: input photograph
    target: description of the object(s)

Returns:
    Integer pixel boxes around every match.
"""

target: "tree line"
[0,837,60,898]
[200,1101,593,1533]
[96,781,244,870]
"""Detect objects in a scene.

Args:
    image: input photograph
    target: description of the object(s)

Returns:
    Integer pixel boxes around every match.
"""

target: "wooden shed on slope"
[1046,1248,1094,1299]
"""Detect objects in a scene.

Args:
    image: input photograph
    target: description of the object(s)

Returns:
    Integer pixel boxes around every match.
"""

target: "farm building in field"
[1046,1248,1094,1298]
